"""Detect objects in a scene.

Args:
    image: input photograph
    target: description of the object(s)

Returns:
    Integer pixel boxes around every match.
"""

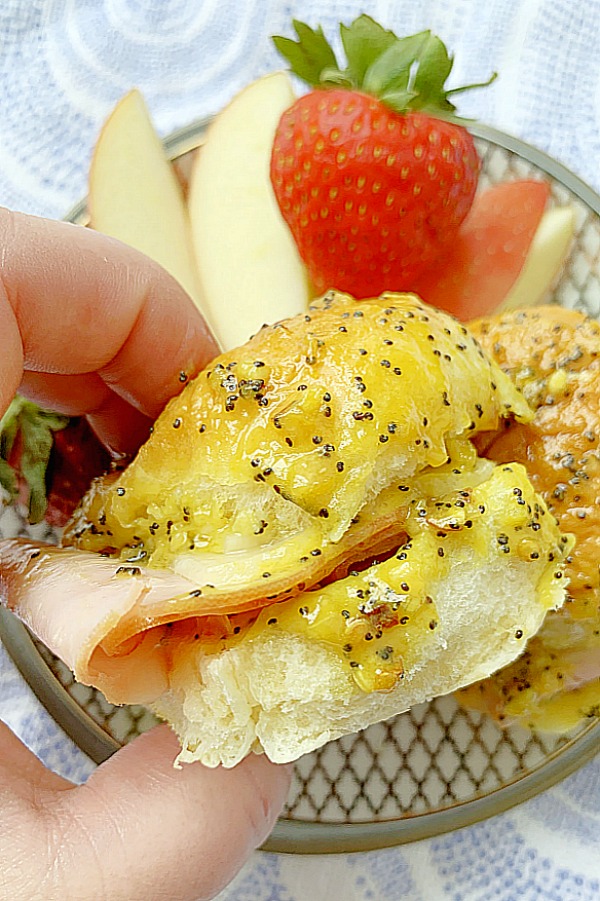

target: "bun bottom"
[151,545,564,768]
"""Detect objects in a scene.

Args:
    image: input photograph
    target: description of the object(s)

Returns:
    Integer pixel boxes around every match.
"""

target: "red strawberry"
[271,16,495,298]
[1,399,111,527]
[44,417,113,527]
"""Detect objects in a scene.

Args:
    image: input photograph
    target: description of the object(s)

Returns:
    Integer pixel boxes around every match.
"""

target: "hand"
[0,208,291,901]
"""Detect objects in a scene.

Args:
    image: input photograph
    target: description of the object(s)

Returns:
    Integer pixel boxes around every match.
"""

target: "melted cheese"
[190,463,571,693]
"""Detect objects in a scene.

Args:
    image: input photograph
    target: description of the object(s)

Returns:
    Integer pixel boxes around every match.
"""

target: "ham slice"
[0,539,199,704]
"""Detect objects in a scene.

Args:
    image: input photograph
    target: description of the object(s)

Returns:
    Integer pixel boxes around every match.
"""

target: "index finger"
[0,208,218,420]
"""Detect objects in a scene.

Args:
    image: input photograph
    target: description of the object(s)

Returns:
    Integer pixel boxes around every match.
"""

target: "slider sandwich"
[458,306,600,732]
[0,292,571,766]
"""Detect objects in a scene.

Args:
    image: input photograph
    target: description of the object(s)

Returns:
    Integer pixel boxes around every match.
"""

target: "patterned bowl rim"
[1,118,598,854]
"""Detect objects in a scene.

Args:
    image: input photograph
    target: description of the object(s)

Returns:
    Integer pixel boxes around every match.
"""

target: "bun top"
[66,292,529,570]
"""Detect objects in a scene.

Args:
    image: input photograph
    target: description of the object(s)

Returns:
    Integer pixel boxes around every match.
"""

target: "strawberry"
[43,416,113,527]
[270,16,496,298]
[0,398,111,527]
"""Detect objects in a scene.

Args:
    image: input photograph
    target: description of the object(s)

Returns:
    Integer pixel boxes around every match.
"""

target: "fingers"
[18,371,153,455]
[0,721,73,900]
[0,208,218,423]
[50,726,291,901]
[19,371,116,418]
[0,722,290,900]
[85,392,154,457]
[0,285,23,415]
[0,719,72,798]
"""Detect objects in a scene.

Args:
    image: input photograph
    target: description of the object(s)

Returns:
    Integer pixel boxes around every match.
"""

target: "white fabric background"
[0,2,599,899]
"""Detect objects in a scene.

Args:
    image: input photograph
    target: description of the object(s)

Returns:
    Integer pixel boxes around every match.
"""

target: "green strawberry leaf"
[0,458,17,500]
[319,66,353,88]
[19,407,64,523]
[0,396,22,460]
[273,16,496,122]
[409,33,455,110]
[0,396,69,523]
[379,88,419,111]
[362,31,431,96]
[446,72,498,98]
[340,14,397,86]
[273,20,340,87]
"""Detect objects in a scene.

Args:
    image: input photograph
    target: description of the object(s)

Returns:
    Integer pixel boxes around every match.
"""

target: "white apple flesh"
[89,90,207,318]
[499,206,576,311]
[188,71,311,350]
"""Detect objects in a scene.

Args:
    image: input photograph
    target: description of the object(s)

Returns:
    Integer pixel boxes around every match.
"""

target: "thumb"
[48,725,291,901]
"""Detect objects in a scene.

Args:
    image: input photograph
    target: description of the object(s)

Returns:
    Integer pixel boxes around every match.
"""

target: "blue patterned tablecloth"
[0,2,599,899]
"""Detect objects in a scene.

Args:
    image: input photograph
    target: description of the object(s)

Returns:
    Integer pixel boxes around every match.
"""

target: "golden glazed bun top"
[65,292,530,576]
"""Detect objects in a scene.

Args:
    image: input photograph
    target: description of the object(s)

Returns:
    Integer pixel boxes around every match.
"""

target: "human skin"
[0,207,291,901]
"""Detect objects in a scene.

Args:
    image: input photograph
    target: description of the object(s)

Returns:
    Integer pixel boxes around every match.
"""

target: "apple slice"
[89,90,207,319]
[498,206,575,311]
[188,71,311,350]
